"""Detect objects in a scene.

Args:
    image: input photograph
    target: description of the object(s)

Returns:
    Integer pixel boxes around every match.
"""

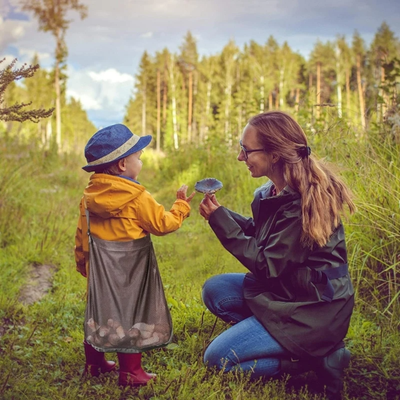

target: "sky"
[1,0,400,129]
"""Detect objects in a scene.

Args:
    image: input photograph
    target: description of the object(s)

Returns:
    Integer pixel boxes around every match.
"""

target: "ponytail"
[284,156,355,248]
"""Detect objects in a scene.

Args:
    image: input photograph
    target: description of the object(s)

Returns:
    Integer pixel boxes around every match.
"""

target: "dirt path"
[0,264,55,339]
[18,264,56,305]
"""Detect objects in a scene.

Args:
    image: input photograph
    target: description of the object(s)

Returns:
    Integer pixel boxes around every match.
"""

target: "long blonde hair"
[249,111,355,248]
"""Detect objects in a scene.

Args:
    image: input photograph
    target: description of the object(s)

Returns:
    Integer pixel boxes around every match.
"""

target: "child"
[75,124,195,387]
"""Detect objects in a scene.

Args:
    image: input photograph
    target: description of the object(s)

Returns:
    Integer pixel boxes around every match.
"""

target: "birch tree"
[22,0,87,151]
[352,32,366,129]
[336,36,352,119]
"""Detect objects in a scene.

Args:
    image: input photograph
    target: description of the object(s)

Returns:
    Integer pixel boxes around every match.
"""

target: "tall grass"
[1,121,400,399]
[302,118,400,319]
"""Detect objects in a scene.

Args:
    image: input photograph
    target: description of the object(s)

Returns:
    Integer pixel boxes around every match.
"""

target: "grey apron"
[83,207,173,353]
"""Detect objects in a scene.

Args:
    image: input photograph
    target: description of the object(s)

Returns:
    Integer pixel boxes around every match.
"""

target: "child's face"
[122,150,143,180]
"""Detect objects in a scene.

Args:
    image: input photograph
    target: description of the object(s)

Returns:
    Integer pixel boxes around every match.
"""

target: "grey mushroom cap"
[194,178,223,194]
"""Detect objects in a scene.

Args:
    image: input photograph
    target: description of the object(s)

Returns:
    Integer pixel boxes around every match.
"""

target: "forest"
[1,4,400,399]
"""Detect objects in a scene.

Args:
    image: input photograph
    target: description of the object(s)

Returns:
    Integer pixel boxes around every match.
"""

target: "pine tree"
[178,31,199,143]
[63,97,96,152]
[309,40,336,119]
[265,36,280,110]
[197,55,218,144]
[370,22,400,119]
[22,54,54,145]
[352,31,367,129]
[218,40,239,146]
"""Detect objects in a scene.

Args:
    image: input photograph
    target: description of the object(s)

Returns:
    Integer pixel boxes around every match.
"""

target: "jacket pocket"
[290,267,320,301]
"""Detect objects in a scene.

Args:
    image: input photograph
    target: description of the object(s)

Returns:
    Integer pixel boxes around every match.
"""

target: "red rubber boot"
[117,353,156,387]
[83,340,116,377]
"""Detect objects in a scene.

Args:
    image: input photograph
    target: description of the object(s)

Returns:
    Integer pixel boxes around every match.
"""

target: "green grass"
[1,127,400,399]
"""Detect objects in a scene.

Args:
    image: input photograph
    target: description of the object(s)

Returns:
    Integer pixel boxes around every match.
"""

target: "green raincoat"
[208,181,354,358]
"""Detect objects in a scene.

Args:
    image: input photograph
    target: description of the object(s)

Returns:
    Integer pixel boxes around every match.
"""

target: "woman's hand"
[176,184,196,203]
[199,194,221,220]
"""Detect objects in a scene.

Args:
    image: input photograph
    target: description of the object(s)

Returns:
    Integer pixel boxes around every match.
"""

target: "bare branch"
[0,58,55,123]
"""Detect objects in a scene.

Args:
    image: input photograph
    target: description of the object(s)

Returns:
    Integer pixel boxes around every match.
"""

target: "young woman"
[199,111,355,400]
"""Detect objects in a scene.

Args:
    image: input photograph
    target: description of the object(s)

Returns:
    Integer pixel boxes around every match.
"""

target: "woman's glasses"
[239,140,265,161]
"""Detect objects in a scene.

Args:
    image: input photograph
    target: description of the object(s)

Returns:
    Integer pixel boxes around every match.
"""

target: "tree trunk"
[335,47,342,118]
[259,76,265,113]
[187,70,193,143]
[279,69,284,108]
[225,83,232,144]
[162,67,167,125]
[275,88,279,109]
[316,62,321,119]
[192,70,198,143]
[381,64,387,118]
[345,69,350,118]
[269,92,273,110]
[156,69,161,152]
[55,25,62,150]
[204,81,212,143]
[169,56,178,149]
[46,119,52,149]
[237,105,242,139]
[141,87,146,136]
[295,87,300,112]
[337,83,342,118]
[356,55,366,129]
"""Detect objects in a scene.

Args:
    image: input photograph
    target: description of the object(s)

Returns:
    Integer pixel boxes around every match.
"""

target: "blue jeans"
[202,273,290,379]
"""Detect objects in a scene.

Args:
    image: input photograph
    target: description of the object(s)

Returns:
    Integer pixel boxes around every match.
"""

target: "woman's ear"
[271,153,280,164]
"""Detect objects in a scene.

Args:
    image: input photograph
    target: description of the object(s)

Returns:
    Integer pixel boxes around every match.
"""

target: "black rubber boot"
[280,357,313,376]
[280,347,350,400]
[315,347,351,400]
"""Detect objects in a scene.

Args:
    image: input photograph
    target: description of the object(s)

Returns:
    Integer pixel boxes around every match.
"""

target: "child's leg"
[83,340,116,376]
[117,352,156,387]
[203,315,290,379]
[202,273,253,324]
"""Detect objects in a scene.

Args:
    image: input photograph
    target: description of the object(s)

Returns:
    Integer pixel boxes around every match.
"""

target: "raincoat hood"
[84,174,145,219]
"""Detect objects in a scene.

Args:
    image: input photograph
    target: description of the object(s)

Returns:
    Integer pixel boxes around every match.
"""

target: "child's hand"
[176,185,196,204]
[199,194,221,220]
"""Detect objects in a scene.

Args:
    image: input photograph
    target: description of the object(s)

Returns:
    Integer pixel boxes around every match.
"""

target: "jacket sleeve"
[136,191,191,236]
[225,209,256,237]
[74,198,88,277]
[208,205,309,279]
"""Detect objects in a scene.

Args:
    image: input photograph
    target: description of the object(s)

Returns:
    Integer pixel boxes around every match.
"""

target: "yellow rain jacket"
[75,173,191,277]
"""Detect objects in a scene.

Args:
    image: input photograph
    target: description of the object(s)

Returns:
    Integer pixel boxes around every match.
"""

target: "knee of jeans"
[204,344,233,372]
[201,276,220,310]
[204,346,222,370]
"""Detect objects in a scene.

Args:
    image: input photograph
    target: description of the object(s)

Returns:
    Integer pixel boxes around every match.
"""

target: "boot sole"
[316,348,351,400]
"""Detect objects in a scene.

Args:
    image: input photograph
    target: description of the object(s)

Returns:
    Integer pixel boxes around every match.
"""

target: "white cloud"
[67,89,102,110]
[0,16,26,52]
[88,69,134,84]
[140,32,153,38]
[18,48,52,64]
[66,66,135,126]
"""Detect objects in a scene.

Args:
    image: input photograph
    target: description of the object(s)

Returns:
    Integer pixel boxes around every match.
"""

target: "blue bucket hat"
[82,124,152,172]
